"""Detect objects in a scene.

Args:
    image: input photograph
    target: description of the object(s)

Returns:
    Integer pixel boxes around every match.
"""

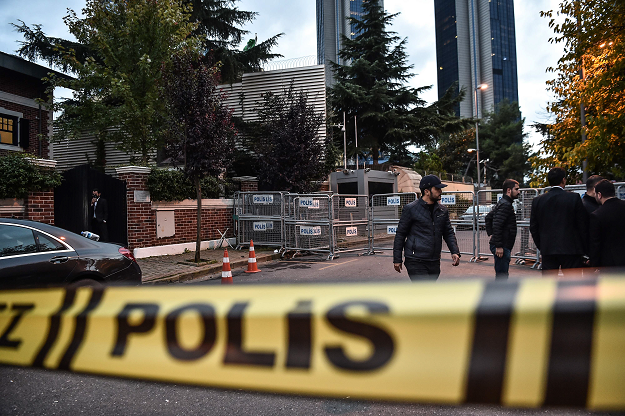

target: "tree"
[13,0,282,84]
[243,85,331,192]
[536,0,625,181]
[42,0,199,164]
[329,1,469,166]
[477,100,530,187]
[161,51,236,262]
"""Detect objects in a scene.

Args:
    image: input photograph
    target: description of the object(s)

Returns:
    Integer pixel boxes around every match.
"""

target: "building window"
[0,115,18,146]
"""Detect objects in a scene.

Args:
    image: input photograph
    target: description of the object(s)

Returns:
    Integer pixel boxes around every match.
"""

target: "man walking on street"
[489,179,520,279]
[393,175,461,281]
[530,167,588,277]
[582,175,603,214]
[589,179,625,272]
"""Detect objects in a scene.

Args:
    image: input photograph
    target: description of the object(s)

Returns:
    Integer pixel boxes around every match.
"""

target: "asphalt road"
[1,253,616,416]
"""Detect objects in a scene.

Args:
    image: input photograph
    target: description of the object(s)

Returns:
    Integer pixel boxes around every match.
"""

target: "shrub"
[0,153,62,198]
[147,169,234,201]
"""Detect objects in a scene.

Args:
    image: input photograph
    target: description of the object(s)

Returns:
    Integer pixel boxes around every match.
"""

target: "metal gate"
[54,164,127,246]
[369,193,417,253]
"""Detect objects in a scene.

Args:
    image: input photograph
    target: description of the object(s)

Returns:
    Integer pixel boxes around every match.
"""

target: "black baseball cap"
[419,174,447,190]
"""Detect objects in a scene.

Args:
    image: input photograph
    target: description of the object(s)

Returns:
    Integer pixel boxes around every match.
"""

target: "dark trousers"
[541,254,583,277]
[490,245,511,279]
[91,219,109,242]
[404,258,440,281]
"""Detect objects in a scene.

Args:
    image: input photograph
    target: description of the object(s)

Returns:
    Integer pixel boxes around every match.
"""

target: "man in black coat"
[393,175,460,281]
[90,188,109,242]
[489,179,520,279]
[589,180,625,272]
[582,175,603,214]
[530,167,588,277]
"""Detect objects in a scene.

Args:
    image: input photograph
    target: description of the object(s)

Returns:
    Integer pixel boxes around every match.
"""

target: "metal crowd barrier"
[234,182,625,262]
[283,193,333,257]
[369,193,417,254]
[440,191,476,257]
[234,191,285,249]
[330,194,370,259]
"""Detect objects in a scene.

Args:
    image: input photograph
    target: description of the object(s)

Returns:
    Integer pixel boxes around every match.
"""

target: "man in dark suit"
[90,188,109,242]
[589,180,625,272]
[582,175,603,214]
[530,167,588,277]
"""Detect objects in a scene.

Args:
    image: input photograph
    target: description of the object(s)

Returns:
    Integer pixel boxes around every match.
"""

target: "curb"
[142,252,282,285]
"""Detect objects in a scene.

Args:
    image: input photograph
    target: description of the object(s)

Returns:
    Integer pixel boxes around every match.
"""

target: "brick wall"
[152,205,234,247]
[25,191,54,224]
[116,167,155,249]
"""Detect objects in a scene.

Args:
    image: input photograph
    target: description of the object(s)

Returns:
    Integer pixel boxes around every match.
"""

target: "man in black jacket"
[489,179,520,279]
[393,175,460,281]
[589,180,625,272]
[530,167,588,277]
[90,188,109,242]
[582,175,603,214]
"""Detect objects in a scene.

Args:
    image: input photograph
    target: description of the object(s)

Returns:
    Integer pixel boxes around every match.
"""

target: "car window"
[0,224,38,257]
[35,231,66,252]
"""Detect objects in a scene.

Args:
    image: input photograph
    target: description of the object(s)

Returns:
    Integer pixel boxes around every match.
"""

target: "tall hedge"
[0,153,62,198]
[147,169,235,201]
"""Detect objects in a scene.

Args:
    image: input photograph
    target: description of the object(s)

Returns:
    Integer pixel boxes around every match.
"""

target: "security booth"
[330,169,398,196]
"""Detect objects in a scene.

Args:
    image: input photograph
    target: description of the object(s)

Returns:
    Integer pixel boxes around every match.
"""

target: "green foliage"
[13,0,282,85]
[43,0,200,164]
[329,2,469,165]
[535,0,625,181]
[147,169,229,201]
[414,128,475,176]
[478,100,530,187]
[243,85,329,192]
[0,153,62,198]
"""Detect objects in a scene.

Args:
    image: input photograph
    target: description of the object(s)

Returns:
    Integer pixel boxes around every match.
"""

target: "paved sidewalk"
[137,246,280,284]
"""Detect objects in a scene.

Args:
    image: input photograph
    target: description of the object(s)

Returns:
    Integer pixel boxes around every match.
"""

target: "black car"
[0,218,141,288]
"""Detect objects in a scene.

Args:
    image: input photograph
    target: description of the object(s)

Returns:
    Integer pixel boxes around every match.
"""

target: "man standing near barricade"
[589,179,625,272]
[582,175,603,214]
[488,179,520,279]
[393,175,461,281]
[530,167,588,277]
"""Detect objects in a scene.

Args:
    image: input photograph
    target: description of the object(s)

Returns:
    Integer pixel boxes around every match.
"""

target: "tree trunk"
[372,146,379,168]
[195,177,202,263]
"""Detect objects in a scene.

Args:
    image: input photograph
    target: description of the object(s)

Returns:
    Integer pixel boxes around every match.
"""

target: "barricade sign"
[345,226,358,237]
[370,193,417,254]
[441,195,456,205]
[2,278,624,410]
[300,226,322,236]
[344,198,357,207]
[253,194,274,204]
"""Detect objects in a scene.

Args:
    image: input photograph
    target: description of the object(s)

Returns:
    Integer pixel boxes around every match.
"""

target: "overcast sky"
[0,0,563,148]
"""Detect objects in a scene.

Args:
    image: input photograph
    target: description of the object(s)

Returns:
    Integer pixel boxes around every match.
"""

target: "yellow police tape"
[1,278,624,410]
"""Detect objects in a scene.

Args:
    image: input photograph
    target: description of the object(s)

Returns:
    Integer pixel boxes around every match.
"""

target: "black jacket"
[92,197,108,222]
[489,195,517,250]
[582,194,600,214]
[529,187,588,255]
[393,198,459,263]
[589,198,625,268]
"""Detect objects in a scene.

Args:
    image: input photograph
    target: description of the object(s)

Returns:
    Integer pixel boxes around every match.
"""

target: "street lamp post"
[343,111,347,169]
[473,84,487,188]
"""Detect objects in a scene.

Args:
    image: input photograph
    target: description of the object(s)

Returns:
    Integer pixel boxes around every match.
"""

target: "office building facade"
[317,0,384,85]
[434,0,519,118]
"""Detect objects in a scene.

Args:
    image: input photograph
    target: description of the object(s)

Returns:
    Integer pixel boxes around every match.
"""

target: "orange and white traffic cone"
[221,248,233,284]
[245,240,261,273]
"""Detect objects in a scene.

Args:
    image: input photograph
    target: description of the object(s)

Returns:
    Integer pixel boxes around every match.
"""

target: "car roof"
[0,218,115,250]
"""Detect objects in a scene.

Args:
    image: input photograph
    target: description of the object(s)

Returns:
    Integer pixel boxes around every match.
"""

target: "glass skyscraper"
[434,0,519,118]
[317,0,384,85]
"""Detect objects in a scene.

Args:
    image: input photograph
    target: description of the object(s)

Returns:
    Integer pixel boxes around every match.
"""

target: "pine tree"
[328,0,468,166]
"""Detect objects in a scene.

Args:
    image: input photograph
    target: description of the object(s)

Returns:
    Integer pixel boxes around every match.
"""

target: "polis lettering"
[0,303,35,349]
